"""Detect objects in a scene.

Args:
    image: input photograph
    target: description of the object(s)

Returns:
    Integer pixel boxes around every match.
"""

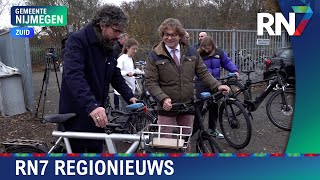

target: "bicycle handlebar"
[133,73,145,77]
[168,91,224,111]
[125,73,145,79]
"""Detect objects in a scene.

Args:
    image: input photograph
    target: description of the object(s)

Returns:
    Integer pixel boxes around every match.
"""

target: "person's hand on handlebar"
[218,85,230,95]
[129,97,139,104]
[234,72,240,79]
[127,72,134,77]
[89,107,108,128]
[163,98,172,111]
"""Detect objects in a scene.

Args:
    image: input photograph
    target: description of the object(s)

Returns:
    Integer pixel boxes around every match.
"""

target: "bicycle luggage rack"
[142,124,192,151]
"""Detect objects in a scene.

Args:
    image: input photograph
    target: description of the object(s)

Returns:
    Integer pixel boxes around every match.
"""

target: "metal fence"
[30,44,149,68]
[30,29,291,81]
[187,29,291,80]
[30,45,62,69]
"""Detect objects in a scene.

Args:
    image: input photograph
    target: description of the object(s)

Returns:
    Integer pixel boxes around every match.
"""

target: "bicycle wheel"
[266,89,295,131]
[196,134,223,153]
[129,114,155,133]
[219,99,252,149]
[4,145,47,153]
[144,95,158,120]
[140,92,157,123]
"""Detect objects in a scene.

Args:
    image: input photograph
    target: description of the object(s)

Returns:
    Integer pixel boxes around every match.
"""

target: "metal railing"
[186,29,291,81]
[30,29,291,81]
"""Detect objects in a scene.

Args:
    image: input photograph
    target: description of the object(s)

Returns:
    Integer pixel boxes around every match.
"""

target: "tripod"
[35,51,61,122]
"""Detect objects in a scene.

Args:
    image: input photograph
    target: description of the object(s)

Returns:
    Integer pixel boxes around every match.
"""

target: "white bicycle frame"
[50,131,142,154]
[50,124,192,154]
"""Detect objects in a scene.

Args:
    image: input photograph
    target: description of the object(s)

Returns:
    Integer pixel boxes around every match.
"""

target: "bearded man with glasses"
[59,4,138,153]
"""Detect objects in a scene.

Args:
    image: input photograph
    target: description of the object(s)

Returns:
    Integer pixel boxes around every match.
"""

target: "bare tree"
[26,0,101,44]
[25,0,280,47]
[0,0,9,15]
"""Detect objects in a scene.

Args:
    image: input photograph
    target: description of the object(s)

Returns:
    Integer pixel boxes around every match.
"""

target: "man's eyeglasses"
[110,26,124,34]
[164,33,179,38]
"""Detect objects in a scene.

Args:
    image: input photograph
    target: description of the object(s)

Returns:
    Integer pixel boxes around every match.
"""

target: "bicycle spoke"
[220,100,251,149]
[196,136,221,153]
[266,90,294,131]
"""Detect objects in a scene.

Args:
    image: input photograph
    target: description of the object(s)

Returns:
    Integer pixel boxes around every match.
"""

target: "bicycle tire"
[145,96,158,117]
[145,110,158,125]
[219,99,252,149]
[129,113,155,133]
[4,145,47,153]
[196,134,223,153]
[266,89,295,131]
[140,92,157,122]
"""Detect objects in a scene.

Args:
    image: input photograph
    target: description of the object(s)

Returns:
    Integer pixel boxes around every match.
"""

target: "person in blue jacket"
[59,4,138,153]
[195,36,239,139]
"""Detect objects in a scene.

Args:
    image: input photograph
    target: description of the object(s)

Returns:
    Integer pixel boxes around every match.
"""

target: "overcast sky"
[0,0,134,28]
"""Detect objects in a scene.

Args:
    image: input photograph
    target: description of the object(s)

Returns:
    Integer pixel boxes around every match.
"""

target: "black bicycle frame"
[240,73,287,112]
[249,78,279,110]
[192,94,224,136]
[193,100,207,136]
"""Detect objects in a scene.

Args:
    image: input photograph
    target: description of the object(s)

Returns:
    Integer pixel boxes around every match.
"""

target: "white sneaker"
[209,129,224,139]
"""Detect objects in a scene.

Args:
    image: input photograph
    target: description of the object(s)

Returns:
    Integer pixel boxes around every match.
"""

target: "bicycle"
[202,91,251,149]
[108,101,156,134]
[106,81,154,134]
[213,75,252,149]
[133,73,158,124]
[168,90,250,151]
[112,95,225,153]
[2,104,190,154]
[225,60,295,131]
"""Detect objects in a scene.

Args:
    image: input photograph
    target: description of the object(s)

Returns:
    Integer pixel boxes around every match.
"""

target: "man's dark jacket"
[113,41,123,59]
[59,23,134,132]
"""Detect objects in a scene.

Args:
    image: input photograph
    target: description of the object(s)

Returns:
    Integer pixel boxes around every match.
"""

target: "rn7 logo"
[257,6,313,36]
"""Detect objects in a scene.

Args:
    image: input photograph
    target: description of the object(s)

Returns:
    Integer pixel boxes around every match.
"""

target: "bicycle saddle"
[44,113,77,124]
[126,103,144,111]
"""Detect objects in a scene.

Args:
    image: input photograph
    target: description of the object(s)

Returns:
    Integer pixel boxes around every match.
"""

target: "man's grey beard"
[93,25,115,52]
[102,39,114,52]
